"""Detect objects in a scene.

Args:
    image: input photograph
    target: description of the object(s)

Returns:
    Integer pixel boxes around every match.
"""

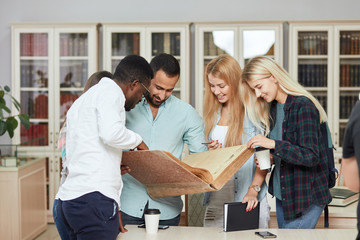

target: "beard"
[144,91,166,107]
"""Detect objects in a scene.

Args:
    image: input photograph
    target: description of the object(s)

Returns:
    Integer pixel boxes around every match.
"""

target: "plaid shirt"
[268,95,331,221]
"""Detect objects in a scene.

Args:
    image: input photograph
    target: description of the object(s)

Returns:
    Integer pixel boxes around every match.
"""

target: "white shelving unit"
[11,23,98,220]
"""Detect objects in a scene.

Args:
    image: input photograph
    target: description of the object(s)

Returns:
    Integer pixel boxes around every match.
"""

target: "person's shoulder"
[354,101,360,111]
[289,95,315,109]
[292,95,312,104]
[169,95,194,109]
[168,95,200,117]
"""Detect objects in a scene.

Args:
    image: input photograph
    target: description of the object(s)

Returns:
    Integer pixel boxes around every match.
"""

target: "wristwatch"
[249,185,261,192]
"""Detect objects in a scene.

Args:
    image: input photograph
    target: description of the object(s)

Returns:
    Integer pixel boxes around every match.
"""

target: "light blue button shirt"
[121,95,208,220]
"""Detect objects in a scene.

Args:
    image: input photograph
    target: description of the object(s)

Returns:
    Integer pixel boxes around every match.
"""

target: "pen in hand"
[202,142,212,144]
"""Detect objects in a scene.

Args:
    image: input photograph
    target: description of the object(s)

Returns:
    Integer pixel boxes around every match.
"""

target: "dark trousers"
[58,191,119,240]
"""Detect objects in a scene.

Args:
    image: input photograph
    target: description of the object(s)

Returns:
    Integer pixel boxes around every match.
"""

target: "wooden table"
[0,158,47,240]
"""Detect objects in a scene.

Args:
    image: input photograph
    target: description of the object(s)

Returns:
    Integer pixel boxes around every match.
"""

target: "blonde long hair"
[242,56,327,133]
[203,54,267,146]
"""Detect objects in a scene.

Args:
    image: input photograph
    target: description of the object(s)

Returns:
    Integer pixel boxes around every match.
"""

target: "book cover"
[329,187,359,207]
[224,202,259,232]
[121,145,254,198]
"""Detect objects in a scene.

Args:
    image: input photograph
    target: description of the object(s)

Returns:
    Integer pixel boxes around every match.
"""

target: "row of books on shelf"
[20,33,48,57]
[60,34,88,56]
[340,64,360,87]
[298,33,328,55]
[20,124,48,146]
[23,93,49,119]
[329,187,359,207]
[112,33,140,56]
[339,95,359,119]
[298,64,327,87]
[204,32,227,56]
[20,64,48,88]
[314,95,327,112]
[151,32,181,56]
[340,32,360,55]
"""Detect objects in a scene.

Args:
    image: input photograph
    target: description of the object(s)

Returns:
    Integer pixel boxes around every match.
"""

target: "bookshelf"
[102,23,190,102]
[289,22,360,157]
[194,22,283,114]
[11,23,97,221]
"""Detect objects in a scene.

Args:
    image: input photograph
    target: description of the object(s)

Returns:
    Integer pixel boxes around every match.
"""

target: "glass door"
[18,32,51,147]
[336,29,360,147]
[195,27,236,112]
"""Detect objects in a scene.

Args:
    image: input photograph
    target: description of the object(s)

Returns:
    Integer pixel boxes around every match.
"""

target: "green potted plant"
[0,85,30,138]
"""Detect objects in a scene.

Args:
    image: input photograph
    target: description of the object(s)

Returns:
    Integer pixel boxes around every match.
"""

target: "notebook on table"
[223,202,259,232]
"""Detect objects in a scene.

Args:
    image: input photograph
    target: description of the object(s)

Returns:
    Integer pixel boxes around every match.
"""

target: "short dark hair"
[150,53,180,77]
[113,55,153,85]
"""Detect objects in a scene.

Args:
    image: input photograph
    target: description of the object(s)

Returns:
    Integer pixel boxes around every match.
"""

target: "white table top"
[116,225,358,240]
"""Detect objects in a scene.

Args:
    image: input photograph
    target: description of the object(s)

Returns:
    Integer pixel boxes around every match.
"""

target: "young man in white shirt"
[56,55,153,240]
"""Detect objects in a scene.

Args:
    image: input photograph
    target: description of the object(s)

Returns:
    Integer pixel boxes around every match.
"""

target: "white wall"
[1,0,360,143]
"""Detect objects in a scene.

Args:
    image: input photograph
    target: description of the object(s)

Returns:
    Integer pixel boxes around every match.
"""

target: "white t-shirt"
[56,78,142,207]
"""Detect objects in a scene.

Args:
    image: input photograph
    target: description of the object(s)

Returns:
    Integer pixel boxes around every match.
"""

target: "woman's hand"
[207,140,222,151]
[247,134,275,150]
[242,189,259,212]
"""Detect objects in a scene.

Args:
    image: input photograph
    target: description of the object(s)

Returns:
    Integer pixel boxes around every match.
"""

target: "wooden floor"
[34,224,60,240]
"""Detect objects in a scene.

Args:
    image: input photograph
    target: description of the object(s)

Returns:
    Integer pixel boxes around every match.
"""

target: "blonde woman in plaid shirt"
[242,56,331,229]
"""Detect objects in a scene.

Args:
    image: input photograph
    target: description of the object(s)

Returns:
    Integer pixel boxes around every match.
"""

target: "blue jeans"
[276,198,324,229]
[121,210,180,226]
[53,199,70,240]
[58,192,119,240]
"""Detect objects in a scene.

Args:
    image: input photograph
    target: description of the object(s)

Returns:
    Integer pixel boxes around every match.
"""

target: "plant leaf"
[4,86,10,92]
[0,104,11,114]
[11,96,21,111]
[7,126,14,138]
[19,114,30,129]
[0,120,6,136]
[6,117,18,129]
[0,90,4,98]
[6,117,18,138]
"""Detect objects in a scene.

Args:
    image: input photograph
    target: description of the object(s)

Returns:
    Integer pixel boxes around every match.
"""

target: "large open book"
[121,145,254,198]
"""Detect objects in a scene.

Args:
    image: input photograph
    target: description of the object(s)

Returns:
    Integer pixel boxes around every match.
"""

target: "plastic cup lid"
[144,208,161,214]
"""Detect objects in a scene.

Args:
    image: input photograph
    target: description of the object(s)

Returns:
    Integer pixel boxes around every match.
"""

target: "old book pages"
[121,145,254,198]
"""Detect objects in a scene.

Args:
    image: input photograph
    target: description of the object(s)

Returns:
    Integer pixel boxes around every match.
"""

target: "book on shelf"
[121,145,254,198]
[329,187,359,207]
[224,202,259,232]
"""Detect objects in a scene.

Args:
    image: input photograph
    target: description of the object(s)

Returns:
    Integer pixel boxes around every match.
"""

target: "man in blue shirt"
[121,53,207,226]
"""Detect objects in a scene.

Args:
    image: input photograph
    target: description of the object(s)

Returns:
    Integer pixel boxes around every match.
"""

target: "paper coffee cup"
[144,209,161,234]
[255,148,271,170]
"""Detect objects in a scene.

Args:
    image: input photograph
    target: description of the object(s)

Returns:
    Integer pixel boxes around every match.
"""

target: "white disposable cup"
[144,209,161,234]
[255,148,271,170]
